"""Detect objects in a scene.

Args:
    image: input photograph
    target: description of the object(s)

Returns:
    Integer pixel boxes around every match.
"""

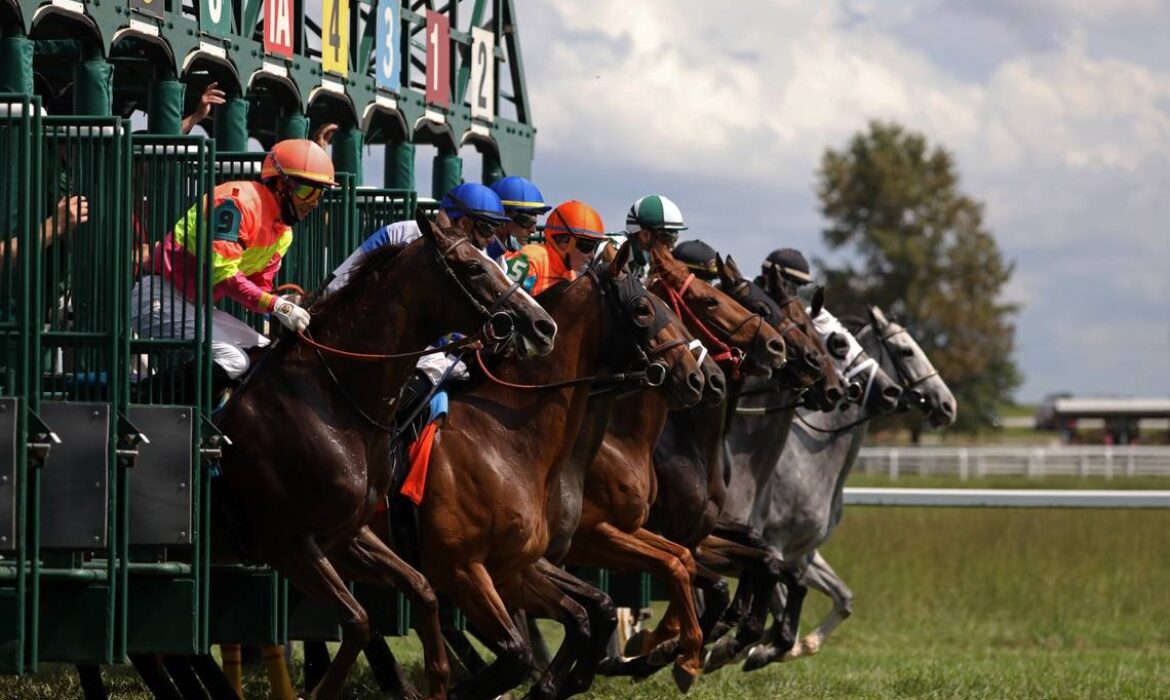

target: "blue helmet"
[440,182,510,223]
[489,176,552,215]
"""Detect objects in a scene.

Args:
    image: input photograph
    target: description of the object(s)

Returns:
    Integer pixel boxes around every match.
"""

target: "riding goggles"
[552,234,601,255]
[290,181,325,204]
[510,212,538,229]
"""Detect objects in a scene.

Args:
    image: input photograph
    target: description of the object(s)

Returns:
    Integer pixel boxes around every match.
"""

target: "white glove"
[271,297,311,332]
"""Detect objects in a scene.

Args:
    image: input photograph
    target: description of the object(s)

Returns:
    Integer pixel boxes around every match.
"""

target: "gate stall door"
[124,134,217,655]
[0,94,44,674]
[35,116,132,665]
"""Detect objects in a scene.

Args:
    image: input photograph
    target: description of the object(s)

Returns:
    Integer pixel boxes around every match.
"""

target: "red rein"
[656,273,741,377]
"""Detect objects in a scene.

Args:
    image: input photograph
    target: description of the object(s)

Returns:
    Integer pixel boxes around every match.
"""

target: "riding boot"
[394,370,435,432]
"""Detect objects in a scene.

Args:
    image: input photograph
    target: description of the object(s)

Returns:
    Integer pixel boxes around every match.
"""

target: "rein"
[652,273,745,375]
[298,328,484,361]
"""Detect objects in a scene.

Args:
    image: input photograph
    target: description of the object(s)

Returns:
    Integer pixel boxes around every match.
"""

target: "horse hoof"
[703,637,734,672]
[800,634,823,656]
[647,639,681,667]
[671,663,699,694]
[623,629,654,657]
[742,645,773,672]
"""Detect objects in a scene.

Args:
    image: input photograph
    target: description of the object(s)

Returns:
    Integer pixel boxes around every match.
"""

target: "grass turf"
[4,507,1168,698]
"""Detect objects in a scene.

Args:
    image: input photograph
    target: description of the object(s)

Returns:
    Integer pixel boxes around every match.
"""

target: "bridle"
[476,264,689,392]
[300,232,523,362]
[872,323,939,407]
[650,271,770,379]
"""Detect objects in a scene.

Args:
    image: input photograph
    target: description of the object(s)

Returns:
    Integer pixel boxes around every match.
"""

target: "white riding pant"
[130,275,270,379]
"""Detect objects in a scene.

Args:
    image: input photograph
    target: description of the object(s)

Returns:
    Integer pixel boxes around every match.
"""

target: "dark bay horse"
[417,243,703,700]
[543,243,788,690]
[214,210,556,700]
[739,306,956,671]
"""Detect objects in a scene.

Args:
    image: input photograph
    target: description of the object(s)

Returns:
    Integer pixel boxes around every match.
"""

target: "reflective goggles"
[553,234,601,255]
[290,181,325,204]
[473,215,506,238]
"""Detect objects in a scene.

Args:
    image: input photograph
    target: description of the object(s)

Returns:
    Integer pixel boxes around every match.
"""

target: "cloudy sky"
[486,0,1170,403]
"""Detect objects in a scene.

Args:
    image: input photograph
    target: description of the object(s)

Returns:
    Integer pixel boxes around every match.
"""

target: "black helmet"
[672,239,719,281]
[762,248,812,286]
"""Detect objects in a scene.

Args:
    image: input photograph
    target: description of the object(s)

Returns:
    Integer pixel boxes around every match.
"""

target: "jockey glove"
[271,298,311,332]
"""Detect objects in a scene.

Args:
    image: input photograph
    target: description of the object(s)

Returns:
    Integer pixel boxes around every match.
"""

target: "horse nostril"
[846,382,864,402]
[803,353,820,371]
[883,385,903,402]
[687,372,704,392]
[908,389,924,404]
[533,319,557,343]
[825,385,844,403]
[708,373,726,396]
[942,401,954,416]
[766,338,785,357]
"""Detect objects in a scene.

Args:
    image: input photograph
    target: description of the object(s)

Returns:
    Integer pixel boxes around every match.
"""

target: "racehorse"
[415,243,704,700]
[541,243,788,690]
[734,305,957,671]
[595,252,835,679]
[213,210,557,700]
[703,305,903,670]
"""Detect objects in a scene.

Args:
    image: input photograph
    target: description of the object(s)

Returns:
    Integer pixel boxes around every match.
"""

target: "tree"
[816,120,1021,435]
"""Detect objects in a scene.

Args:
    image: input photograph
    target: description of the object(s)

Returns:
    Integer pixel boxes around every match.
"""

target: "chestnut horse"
[417,244,703,700]
[213,211,556,700]
[548,243,788,690]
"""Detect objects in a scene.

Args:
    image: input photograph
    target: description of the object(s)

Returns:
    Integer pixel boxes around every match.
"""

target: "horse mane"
[534,279,573,306]
[311,242,407,316]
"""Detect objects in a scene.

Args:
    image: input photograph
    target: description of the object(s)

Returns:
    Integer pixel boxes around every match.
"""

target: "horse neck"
[306,242,464,423]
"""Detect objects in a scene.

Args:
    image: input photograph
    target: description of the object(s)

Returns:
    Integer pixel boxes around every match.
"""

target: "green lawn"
[4,507,1169,698]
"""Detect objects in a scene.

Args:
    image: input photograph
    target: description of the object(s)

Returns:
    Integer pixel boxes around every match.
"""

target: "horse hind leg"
[744,577,808,672]
[793,550,853,658]
[326,527,450,699]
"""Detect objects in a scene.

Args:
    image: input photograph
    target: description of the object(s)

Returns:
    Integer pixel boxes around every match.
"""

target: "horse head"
[417,208,556,358]
[597,241,705,409]
[716,254,834,397]
[813,309,902,415]
[648,244,786,379]
[862,305,957,427]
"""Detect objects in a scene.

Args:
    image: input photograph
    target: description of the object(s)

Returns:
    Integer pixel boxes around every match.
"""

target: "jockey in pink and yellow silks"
[132,139,336,379]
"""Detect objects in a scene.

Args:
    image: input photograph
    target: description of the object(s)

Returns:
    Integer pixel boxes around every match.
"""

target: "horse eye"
[755,304,770,315]
[900,347,916,357]
[703,297,720,309]
[467,261,486,275]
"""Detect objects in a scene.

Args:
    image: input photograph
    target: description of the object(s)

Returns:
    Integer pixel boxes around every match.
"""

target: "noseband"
[651,272,766,378]
[875,325,939,395]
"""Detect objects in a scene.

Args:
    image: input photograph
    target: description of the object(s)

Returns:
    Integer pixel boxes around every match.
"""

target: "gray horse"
[702,305,903,668]
[728,306,957,671]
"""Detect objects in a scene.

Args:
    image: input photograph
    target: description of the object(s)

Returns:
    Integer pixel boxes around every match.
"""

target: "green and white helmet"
[625,194,687,234]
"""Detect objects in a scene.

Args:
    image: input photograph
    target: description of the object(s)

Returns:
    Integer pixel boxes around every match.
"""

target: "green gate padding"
[0,94,42,675]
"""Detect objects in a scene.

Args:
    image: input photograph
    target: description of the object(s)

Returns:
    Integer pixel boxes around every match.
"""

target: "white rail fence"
[843,488,1170,508]
[856,446,1170,480]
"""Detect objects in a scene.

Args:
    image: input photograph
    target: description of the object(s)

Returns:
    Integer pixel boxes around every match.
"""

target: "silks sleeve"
[207,199,274,313]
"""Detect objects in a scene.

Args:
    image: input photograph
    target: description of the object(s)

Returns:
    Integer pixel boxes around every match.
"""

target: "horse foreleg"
[327,527,450,699]
[744,576,808,672]
[568,525,702,692]
[533,559,617,697]
[792,550,852,658]
[443,563,532,700]
[507,564,592,700]
[268,537,370,700]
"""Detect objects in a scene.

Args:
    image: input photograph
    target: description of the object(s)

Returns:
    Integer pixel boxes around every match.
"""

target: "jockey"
[504,200,606,296]
[487,175,552,255]
[324,182,509,296]
[131,139,335,379]
[625,194,688,279]
[757,247,812,297]
[671,239,720,283]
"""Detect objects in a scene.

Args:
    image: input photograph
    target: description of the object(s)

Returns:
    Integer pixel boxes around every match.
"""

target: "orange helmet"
[261,139,338,188]
[545,200,606,240]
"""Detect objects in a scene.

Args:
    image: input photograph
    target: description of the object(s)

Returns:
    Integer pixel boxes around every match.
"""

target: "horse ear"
[723,255,743,281]
[435,208,453,230]
[810,285,825,318]
[868,305,889,328]
[612,240,633,277]
[416,207,438,241]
